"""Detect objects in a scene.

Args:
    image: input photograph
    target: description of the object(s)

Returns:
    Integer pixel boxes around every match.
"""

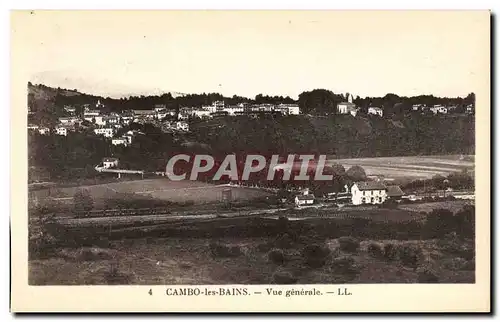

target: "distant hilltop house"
[466,104,474,114]
[294,188,316,207]
[63,105,76,114]
[367,107,383,117]
[430,105,448,114]
[102,157,119,169]
[337,94,358,116]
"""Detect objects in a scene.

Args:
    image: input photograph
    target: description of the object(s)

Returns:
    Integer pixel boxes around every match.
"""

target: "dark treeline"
[299,90,475,116]
[28,83,475,117]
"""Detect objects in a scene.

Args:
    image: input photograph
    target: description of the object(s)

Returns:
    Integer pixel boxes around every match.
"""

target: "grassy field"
[328,155,474,181]
[398,200,474,213]
[29,178,272,207]
[29,236,474,285]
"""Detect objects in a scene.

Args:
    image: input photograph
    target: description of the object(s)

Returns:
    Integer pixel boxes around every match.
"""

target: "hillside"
[189,114,475,158]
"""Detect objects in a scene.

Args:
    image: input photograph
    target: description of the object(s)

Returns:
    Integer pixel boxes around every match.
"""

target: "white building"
[430,105,448,114]
[38,127,50,135]
[337,94,357,115]
[55,126,68,136]
[58,116,79,125]
[112,137,129,146]
[94,127,115,138]
[223,105,244,115]
[175,121,189,131]
[102,157,119,169]
[275,104,300,115]
[295,194,315,207]
[351,181,388,205]
[368,107,384,117]
[192,109,212,119]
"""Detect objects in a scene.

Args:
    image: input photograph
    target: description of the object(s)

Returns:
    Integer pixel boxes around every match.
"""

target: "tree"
[346,165,367,181]
[73,189,94,213]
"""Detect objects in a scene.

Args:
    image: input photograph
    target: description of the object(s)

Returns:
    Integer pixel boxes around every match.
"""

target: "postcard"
[10,10,490,313]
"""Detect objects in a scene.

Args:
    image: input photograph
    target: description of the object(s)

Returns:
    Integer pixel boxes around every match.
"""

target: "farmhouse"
[351,181,388,205]
[295,194,315,207]
[102,157,119,169]
[368,107,383,117]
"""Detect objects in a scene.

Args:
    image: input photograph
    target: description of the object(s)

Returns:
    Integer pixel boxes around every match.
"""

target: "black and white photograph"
[10,9,490,313]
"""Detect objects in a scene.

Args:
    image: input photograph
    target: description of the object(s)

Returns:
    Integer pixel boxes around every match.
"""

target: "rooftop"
[354,181,387,191]
[387,185,404,197]
[296,194,316,201]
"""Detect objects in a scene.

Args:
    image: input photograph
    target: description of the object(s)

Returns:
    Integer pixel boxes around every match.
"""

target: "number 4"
[149,289,153,295]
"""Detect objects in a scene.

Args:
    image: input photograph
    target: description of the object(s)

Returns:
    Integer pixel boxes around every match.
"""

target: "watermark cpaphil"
[165,153,339,182]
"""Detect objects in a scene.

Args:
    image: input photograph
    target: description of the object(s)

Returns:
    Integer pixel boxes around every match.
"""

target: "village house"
[37,127,50,135]
[430,105,448,114]
[412,104,422,111]
[351,181,388,205]
[279,103,300,115]
[55,126,69,136]
[27,124,39,131]
[63,105,76,114]
[466,104,474,114]
[294,188,316,207]
[368,107,384,117]
[337,94,357,116]
[58,116,80,125]
[223,105,244,116]
[93,127,115,138]
[192,109,212,119]
[111,137,129,146]
[102,157,119,169]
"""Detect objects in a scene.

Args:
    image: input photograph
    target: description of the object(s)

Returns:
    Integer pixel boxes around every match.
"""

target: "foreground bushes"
[209,242,243,258]
[302,244,331,268]
[338,237,360,253]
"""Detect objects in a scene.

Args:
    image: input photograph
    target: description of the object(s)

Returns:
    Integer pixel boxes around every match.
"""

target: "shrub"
[302,244,331,268]
[338,237,360,253]
[209,242,242,258]
[443,257,467,271]
[274,233,294,249]
[104,263,133,285]
[73,189,94,214]
[462,259,475,271]
[383,243,398,260]
[417,268,439,283]
[331,255,360,277]
[367,242,384,258]
[256,242,273,253]
[272,270,298,284]
[398,245,423,268]
[268,249,286,265]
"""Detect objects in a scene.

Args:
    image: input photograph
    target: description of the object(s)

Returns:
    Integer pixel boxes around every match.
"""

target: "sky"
[12,10,489,99]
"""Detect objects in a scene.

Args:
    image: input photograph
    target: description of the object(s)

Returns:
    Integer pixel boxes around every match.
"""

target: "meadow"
[328,155,474,181]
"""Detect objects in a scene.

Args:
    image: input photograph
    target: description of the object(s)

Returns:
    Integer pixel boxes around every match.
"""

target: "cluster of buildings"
[27,100,190,141]
[412,104,475,115]
[294,181,404,207]
[183,101,300,119]
[336,94,384,117]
